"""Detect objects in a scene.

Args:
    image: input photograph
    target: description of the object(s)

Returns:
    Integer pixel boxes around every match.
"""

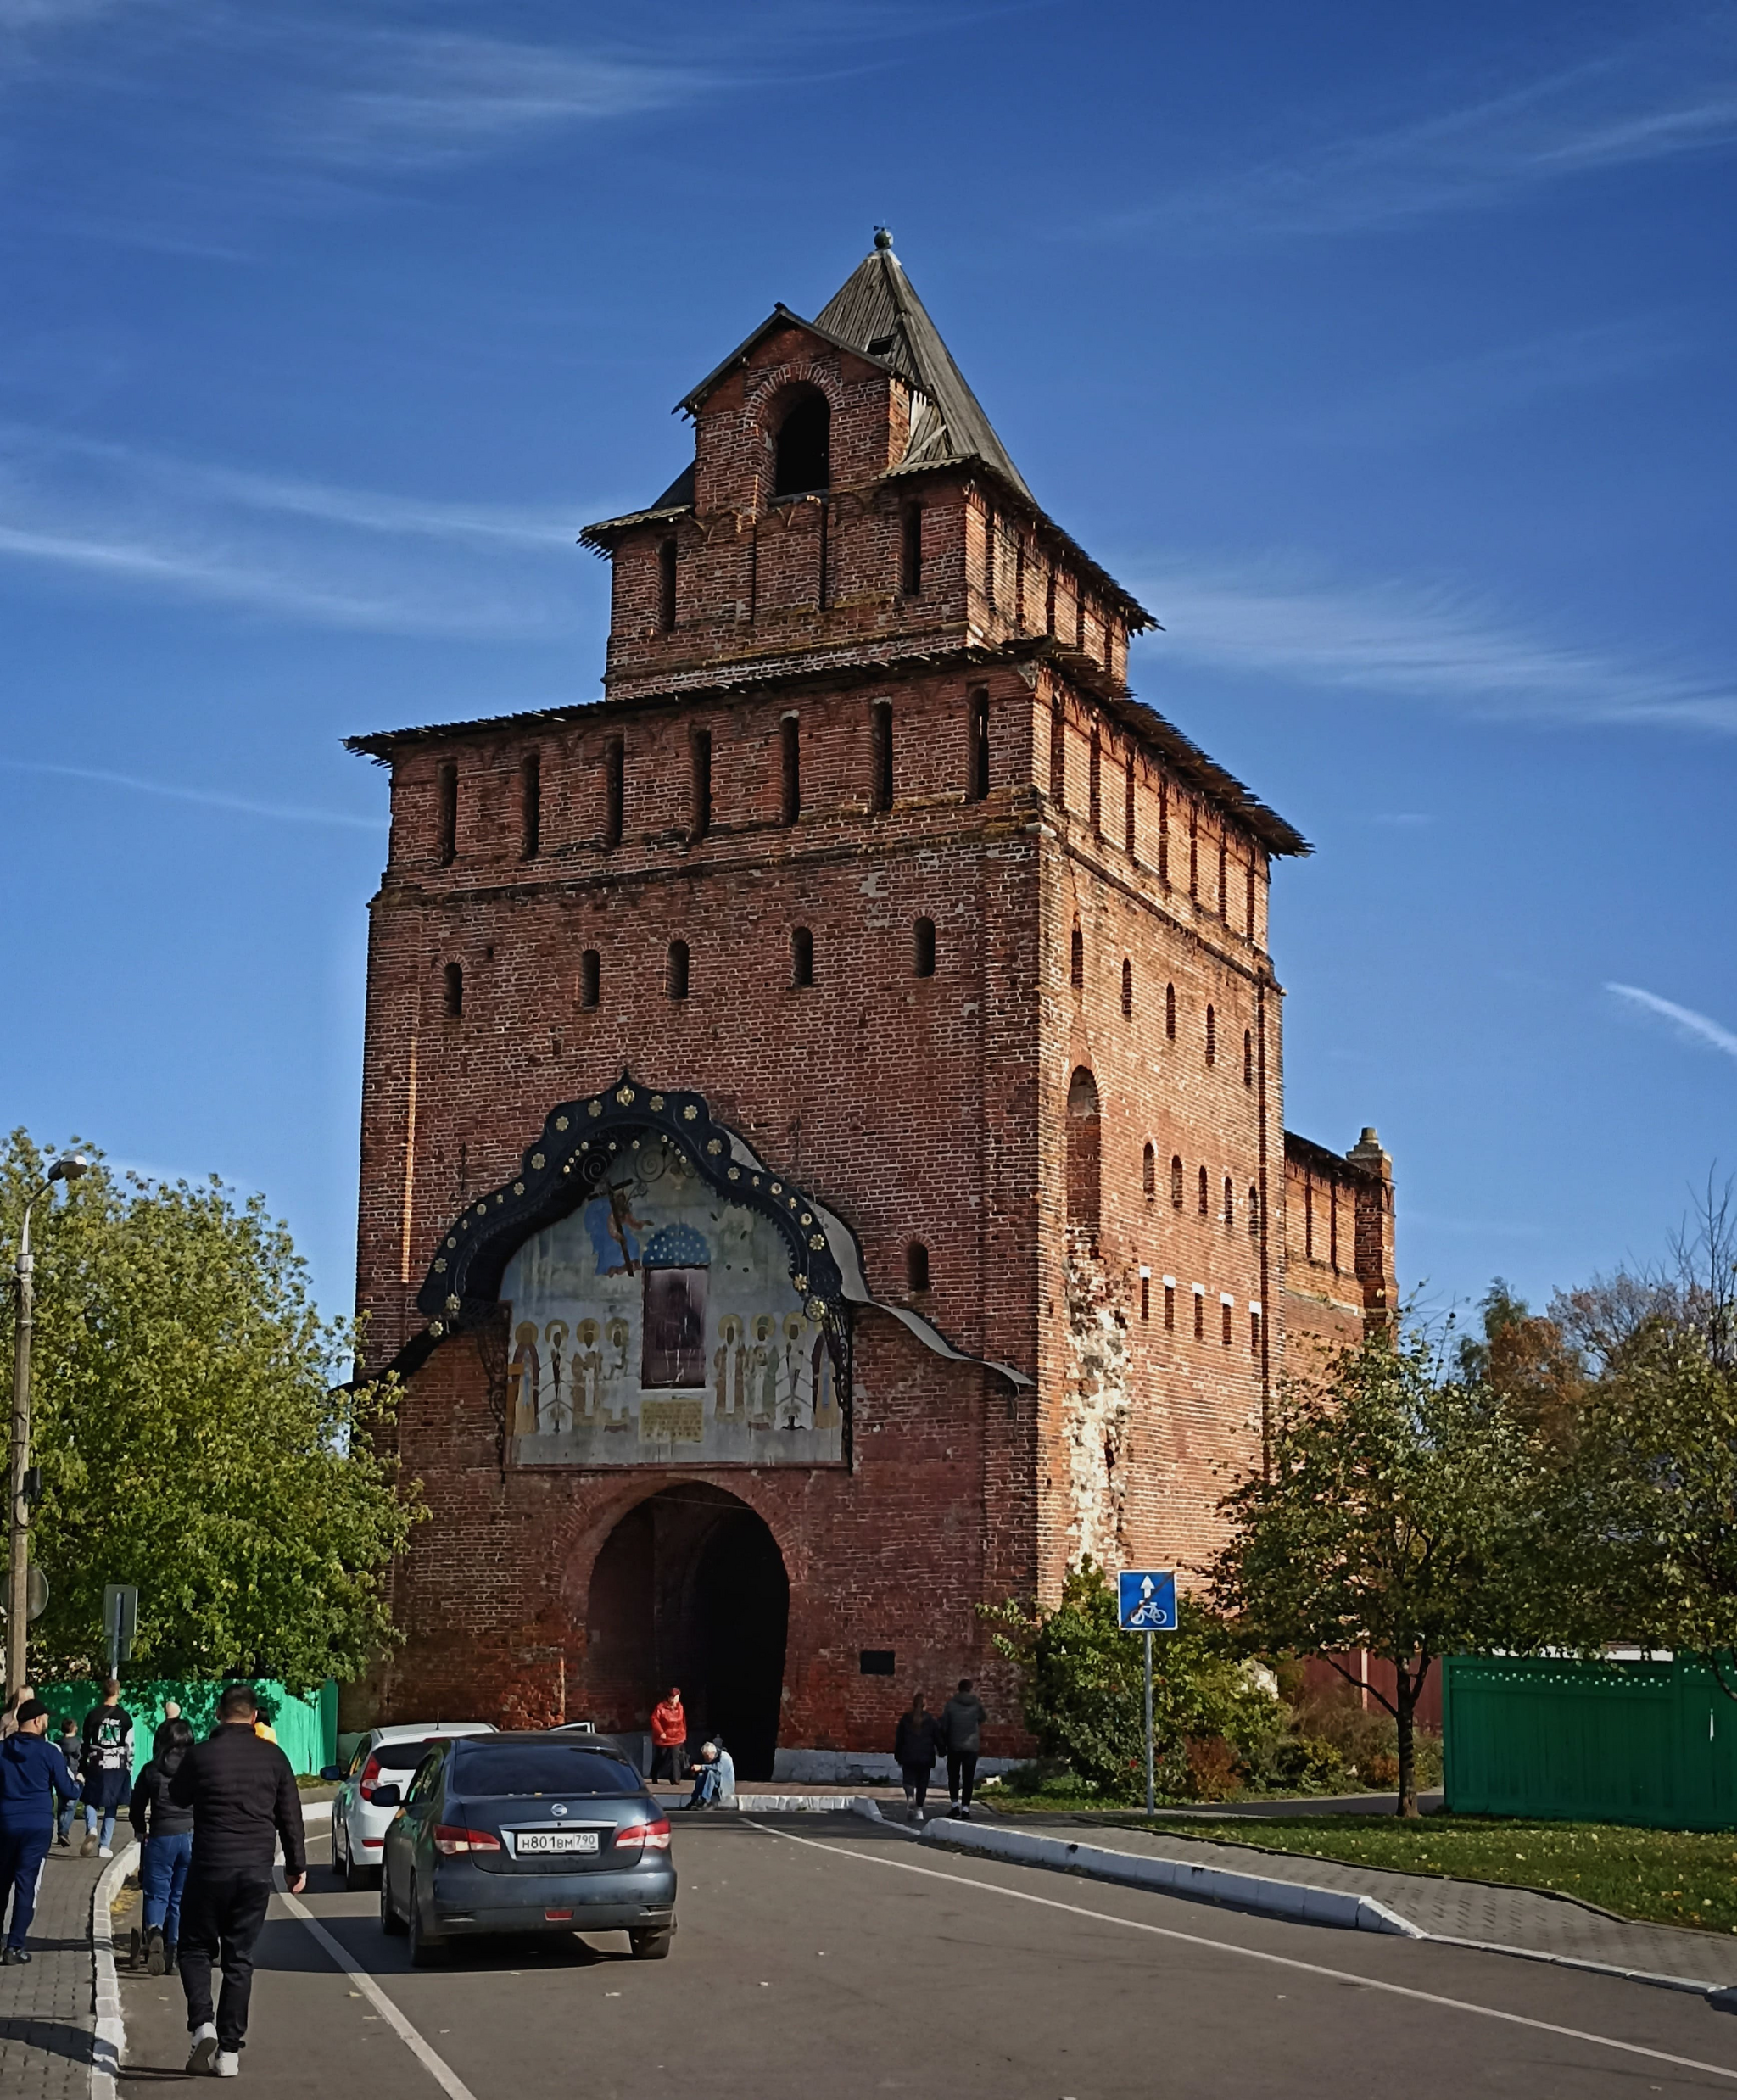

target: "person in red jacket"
[649,1688,687,1784]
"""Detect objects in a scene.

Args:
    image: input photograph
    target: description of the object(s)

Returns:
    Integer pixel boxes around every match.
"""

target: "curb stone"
[90,1843,137,2100]
[914,1814,1737,2009]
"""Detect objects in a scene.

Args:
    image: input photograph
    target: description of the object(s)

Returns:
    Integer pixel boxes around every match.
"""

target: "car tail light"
[614,1818,672,1851]
[357,1756,383,1802]
[433,1825,502,1856]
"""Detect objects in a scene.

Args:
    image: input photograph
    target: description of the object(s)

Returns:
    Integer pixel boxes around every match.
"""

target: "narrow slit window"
[1050,707,1066,807]
[1218,835,1228,919]
[436,761,457,866]
[1124,756,1136,855]
[1121,958,1133,1018]
[1247,856,1258,941]
[1140,1274,1151,1322]
[869,700,893,813]
[1142,1142,1156,1198]
[967,688,990,802]
[1248,1185,1259,1237]
[781,715,801,825]
[1243,1028,1254,1087]
[520,753,540,861]
[1164,1282,1176,1331]
[1088,730,1102,833]
[667,940,690,1001]
[690,728,712,841]
[983,503,997,606]
[579,950,600,1008]
[1070,923,1085,990]
[1158,782,1170,886]
[790,924,814,988]
[1198,1165,1209,1215]
[1192,1289,1205,1341]
[1251,1308,1263,1356]
[901,505,923,596]
[906,1241,930,1292]
[603,736,624,850]
[1165,983,1176,1040]
[1224,1177,1235,1231]
[443,961,463,1019]
[657,538,677,630]
[1170,1155,1184,1209]
[1189,818,1199,900]
[1205,1004,1216,1065]
[1044,568,1057,636]
[1221,1298,1233,1347]
[913,917,936,977]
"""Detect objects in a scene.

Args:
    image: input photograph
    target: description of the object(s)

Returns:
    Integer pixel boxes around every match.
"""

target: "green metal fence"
[38,1679,339,1783]
[1443,1655,1737,1829]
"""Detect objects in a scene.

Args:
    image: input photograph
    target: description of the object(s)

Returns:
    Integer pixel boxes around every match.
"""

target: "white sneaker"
[187,2025,219,2075]
[98,1846,113,1860]
[215,2053,240,2079]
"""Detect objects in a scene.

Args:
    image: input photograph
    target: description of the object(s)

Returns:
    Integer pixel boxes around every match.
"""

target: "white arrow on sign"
[1140,1576,1155,1600]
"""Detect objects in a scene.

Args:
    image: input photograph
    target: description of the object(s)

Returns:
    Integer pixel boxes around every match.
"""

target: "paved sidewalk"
[950,1812,1737,1985]
[0,1838,106,2100]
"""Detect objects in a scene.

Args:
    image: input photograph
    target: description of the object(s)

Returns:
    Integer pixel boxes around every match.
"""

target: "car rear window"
[452,1746,640,1797]
[373,1740,445,1770]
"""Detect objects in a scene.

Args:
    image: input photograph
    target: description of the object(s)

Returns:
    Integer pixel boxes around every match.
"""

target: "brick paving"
[0,1836,107,2100]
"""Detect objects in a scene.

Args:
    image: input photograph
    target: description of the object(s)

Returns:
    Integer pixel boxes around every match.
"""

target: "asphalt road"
[114,1813,1737,2098]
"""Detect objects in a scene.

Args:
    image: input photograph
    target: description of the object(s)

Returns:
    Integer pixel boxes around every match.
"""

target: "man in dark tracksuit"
[0,1701,79,1962]
[170,1683,305,2077]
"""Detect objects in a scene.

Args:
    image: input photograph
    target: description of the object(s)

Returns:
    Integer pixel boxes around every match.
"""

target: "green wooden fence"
[39,1679,339,1783]
[1443,1655,1737,1829]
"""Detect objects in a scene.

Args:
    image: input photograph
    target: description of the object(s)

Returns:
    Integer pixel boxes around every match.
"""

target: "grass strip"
[1141,1814,1737,1934]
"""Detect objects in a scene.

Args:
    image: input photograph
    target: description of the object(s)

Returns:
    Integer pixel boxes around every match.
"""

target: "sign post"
[1118,1569,1178,1817]
[103,1583,137,1679]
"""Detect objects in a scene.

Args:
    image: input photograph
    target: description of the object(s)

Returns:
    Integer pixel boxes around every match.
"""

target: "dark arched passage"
[584,1484,790,1781]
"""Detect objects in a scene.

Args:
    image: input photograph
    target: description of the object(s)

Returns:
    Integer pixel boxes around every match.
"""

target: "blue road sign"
[1118,1569,1177,1632]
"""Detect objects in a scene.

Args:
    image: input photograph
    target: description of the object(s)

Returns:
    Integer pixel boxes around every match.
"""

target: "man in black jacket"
[170,1683,306,2077]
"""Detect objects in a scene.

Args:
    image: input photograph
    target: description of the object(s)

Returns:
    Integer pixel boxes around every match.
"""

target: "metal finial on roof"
[873,226,894,250]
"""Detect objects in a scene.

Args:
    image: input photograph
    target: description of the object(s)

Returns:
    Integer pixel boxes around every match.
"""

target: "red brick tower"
[346,234,1392,1773]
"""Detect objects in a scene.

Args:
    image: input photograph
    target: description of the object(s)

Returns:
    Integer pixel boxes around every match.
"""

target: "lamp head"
[47,1156,89,1184]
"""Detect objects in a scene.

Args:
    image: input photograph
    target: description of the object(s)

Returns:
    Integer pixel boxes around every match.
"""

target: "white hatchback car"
[325,1723,497,1889]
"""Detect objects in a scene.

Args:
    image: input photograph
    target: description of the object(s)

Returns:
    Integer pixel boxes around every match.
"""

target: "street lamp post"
[8,1155,88,1698]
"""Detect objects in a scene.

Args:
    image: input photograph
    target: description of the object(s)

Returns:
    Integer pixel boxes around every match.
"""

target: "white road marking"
[273,1869,479,2100]
[742,1820,1737,2087]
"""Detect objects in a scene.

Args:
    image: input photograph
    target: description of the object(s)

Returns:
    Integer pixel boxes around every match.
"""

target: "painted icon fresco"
[501,1134,845,1465]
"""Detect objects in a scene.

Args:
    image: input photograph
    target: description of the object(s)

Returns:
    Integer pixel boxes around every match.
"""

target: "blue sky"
[3,0,1734,1331]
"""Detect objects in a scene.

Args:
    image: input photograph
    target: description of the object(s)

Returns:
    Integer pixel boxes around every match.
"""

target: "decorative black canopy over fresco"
[399,1075,850,1373]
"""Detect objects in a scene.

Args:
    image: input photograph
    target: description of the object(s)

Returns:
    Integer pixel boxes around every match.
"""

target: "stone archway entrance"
[584,1485,790,1781]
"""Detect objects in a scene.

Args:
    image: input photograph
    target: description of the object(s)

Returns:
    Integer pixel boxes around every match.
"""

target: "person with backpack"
[80,1680,135,1858]
[54,1719,82,1846]
[939,1678,987,1819]
[0,1700,78,1963]
[131,1716,196,1975]
[893,1691,943,1824]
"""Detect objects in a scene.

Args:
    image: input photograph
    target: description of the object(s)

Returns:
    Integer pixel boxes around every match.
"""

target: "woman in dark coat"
[892,1693,943,1824]
[129,1717,195,1974]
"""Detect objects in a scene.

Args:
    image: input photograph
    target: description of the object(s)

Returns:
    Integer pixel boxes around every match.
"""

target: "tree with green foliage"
[984,1560,1280,1801]
[1,1132,422,1693]
[1210,1326,1545,1816]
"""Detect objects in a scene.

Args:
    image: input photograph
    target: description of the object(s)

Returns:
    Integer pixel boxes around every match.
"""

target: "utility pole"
[8,1156,87,1698]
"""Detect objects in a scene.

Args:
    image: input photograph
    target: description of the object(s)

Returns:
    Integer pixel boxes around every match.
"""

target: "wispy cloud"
[0,757,383,829]
[1118,36,1737,241]
[1130,554,1737,734]
[0,425,596,634]
[1606,984,1737,1060]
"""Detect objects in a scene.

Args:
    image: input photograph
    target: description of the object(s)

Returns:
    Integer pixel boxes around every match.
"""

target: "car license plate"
[516,1830,599,1855]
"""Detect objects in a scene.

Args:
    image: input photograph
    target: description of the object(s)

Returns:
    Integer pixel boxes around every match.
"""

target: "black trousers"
[900,1763,932,1807]
[947,1751,978,1807]
[179,1874,273,2049]
[650,1741,687,1784]
[0,1824,51,1948]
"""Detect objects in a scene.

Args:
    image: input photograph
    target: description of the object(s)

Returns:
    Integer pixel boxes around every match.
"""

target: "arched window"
[1248,1185,1259,1237]
[1165,982,1176,1040]
[913,918,936,977]
[667,940,690,1000]
[790,925,814,987]
[1121,958,1134,1018]
[520,752,540,860]
[1198,1165,1209,1215]
[443,961,463,1018]
[1205,1004,1216,1065]
[1224,1177,1235,1231]
[436,761,457,865]
[1243,1028,1254,1086]
[1170,1155,1184,1209]
[657,537,677,630]
[906,1241,930,1292]
[1070,923,1085,990]
[1066,1067,1101,1239]
[579,950,600,1008]
[1142,1142,1156,1198]
[772,387,830,496]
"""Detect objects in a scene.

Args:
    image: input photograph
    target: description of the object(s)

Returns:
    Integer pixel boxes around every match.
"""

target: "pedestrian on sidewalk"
[131,1715,196,1976]
[80,1679,135,1858]
[649,1686,687,1785]
[54,1720,82,1846]
[0,1684,36,1740]
[939,1679,986,1819]
[893,1692,942,1824]
[0,1698,78,1963]
[170,1680,306,2079]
